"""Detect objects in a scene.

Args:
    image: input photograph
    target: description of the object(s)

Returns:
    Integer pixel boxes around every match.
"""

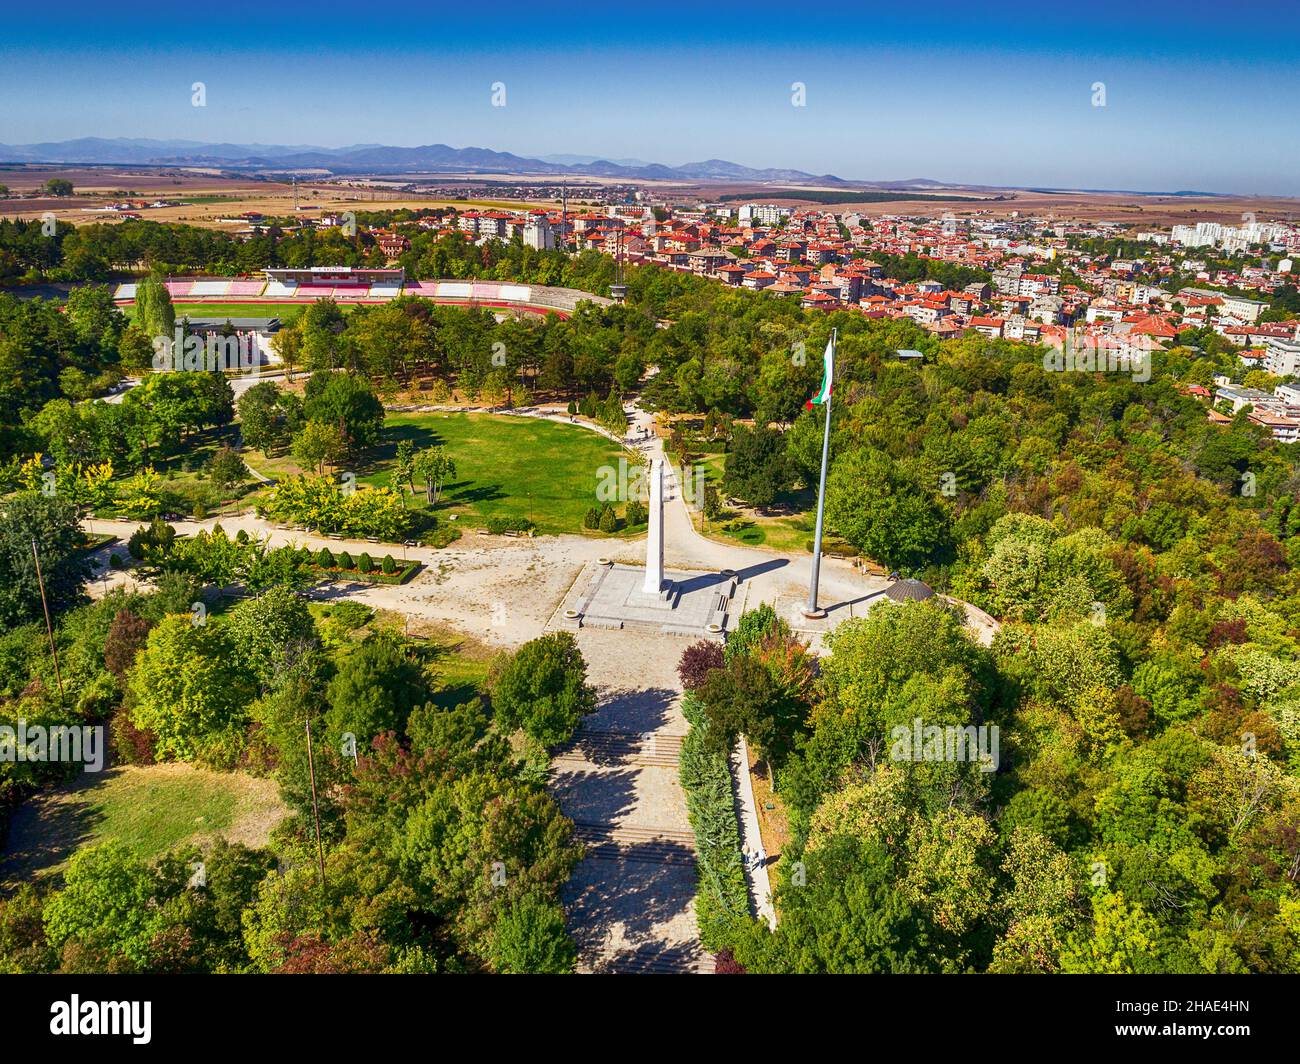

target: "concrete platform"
[554,562,741,639]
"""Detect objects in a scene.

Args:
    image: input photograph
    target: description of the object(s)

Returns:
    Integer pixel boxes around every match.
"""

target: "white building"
[1264,337,1300,378]
[523,213,554,250]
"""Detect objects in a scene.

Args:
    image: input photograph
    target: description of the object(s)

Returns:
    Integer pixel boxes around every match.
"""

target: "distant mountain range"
[0,138,1234,198]
[0,137,873,185]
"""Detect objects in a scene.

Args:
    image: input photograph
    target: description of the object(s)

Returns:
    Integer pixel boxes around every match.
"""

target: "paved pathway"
[734,736,776,929]
[550,629,713,973]
[82,394,998,972]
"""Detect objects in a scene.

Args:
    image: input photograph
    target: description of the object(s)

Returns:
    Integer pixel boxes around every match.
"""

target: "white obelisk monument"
[643,456,665,594]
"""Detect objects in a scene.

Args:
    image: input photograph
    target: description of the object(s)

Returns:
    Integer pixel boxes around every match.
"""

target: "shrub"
[127,517,175,561]
[328,602,373,630]
[382,554,396,575]
[678,640,724,690]
[625,499,647,526]
[713,948,747,974]
[110,704,156,765]
[358,552,374,573]
[598,507,618,533]
[316,547,335,567]
[583,506,601,530]
[337,550,354,570]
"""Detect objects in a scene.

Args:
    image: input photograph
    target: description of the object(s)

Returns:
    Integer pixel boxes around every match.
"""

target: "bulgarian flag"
[805,335,835,409]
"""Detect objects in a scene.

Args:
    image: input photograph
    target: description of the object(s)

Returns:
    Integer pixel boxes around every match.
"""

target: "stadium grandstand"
[111,271,607,319]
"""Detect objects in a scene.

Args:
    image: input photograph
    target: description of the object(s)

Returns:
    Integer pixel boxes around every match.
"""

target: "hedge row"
[678,692,750,951]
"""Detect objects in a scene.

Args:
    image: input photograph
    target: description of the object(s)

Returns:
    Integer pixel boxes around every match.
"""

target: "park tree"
[489,893,576,974]
[127,614,255,760]
[238,380,302,454]
[42,842,161,969]
[292,418,349,474]
[134,275,175,341]
[696,649,807,781]
[271,322,303,381]
[721,424,792,509]
[300,298,348,370]
[0,491,87,628]
[103,607,152,680]
[207,445,247,491]
[394,770,581,952]
[490,632,595,748]
[324,632,429,747]
[0,885,57,973]
[393,439,416,494]
[65,284,124,353]
[733,835,947,974]
[303,370,384,454]
[826,447,951,572]
[225,586,319,693]
[412,446,456,506]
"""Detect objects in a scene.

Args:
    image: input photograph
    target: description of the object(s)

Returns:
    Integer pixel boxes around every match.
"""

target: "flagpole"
[803,328,835,619]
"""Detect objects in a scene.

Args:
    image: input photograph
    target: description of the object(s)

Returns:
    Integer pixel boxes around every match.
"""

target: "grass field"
[124,302,334,324]
[361,412,630,535]
[0,764,287,886]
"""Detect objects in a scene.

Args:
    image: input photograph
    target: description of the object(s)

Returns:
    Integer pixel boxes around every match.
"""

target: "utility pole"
[803,329,836,619]
[304,716,327,888]
[31,538,65,700]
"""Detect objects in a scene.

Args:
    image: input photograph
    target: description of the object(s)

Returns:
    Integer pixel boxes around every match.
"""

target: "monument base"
[556,563,738,639]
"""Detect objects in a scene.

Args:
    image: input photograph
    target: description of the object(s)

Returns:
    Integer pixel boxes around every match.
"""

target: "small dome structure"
[884,577,935,603]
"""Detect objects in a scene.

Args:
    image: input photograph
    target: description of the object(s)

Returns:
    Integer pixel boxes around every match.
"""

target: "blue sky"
[1,0,1297,194]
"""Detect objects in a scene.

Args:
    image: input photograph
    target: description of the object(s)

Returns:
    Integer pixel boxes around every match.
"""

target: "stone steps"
[553,729,685,768]
[584,943,716,975]
[573,821,697,865]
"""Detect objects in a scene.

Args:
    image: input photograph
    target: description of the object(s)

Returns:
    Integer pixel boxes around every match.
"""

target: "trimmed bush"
[382,554,397,575]
[583,506,601,530]
[338,550,355,570]
[316,547,335,567]
[358,552,374,573]
[598,507,618,533]
[679,693,749,951]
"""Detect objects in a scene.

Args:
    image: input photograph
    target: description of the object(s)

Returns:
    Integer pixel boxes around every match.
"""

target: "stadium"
[112,267,599,318]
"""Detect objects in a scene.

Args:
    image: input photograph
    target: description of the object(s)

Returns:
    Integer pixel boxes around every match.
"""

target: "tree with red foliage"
[677,639,723,691]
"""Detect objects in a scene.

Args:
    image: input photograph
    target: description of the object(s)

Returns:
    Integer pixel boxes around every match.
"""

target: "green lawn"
[361,412,630,535]
[123,302,344,324]
[0,764,287,886]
